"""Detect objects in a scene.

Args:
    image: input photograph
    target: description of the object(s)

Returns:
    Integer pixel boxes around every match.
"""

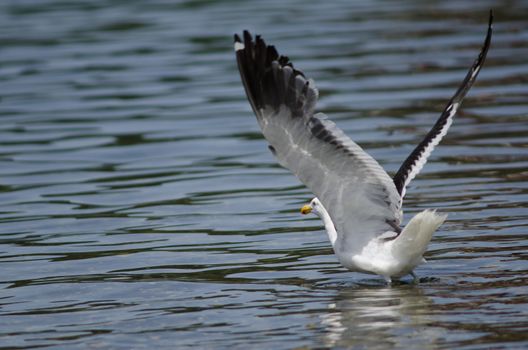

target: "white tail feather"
[392,210,447,261]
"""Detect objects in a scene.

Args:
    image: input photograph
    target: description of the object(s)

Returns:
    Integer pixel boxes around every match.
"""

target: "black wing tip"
[233,30,254,42]
[392,12,494,197]
[469,10,493,82]
[234,30,315,117]
[485,9,493,46]
[233,31,304,75]
[483,10,493,60]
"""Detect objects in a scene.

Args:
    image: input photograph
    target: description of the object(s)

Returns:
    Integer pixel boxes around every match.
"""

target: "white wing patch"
[400,102,458,198]
[234,41,245,51]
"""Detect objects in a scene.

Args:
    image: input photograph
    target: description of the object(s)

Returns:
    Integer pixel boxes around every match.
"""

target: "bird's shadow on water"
[315,275,442,289]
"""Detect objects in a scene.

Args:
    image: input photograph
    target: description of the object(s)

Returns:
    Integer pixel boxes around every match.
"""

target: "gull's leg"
[410,271,418,283]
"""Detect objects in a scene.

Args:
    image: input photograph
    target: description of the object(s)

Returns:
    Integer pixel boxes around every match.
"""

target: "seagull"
[234,12,492,283]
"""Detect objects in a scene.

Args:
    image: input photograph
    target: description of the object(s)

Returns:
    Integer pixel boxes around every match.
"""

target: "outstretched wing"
[393,11,493,198]
[235,31,402,249]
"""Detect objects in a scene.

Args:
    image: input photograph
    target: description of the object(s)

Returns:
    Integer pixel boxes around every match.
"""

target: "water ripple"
[1,0,528,349]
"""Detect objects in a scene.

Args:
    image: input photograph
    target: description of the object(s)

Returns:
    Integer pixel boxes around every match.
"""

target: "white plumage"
[234,12,492,283]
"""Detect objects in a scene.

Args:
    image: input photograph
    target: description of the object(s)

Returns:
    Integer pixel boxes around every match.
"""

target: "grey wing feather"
[235,31,402,248]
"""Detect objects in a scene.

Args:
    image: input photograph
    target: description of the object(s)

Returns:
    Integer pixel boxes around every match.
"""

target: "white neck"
[316,202,338,247]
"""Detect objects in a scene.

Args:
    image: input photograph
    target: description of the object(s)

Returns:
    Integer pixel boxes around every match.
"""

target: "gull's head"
[301,198,322,216]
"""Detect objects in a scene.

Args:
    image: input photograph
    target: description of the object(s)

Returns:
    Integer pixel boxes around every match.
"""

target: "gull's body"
[234,13,492,283]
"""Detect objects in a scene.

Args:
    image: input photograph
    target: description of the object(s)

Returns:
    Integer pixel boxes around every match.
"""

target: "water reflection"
[320,284,436,349]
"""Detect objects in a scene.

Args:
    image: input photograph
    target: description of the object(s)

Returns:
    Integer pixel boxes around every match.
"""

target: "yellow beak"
[300,204,312,215]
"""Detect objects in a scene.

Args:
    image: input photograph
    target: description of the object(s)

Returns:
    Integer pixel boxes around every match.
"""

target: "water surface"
[1,0,528,349]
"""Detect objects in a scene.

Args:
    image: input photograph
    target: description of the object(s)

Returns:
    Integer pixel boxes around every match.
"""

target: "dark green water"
[1,1,527,349]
